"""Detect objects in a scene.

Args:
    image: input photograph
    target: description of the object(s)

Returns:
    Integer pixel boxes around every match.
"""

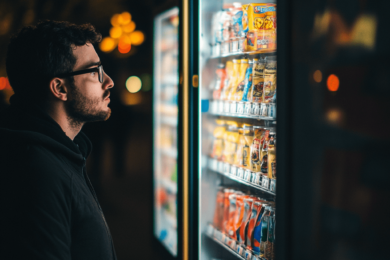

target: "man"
[0,20,116,259]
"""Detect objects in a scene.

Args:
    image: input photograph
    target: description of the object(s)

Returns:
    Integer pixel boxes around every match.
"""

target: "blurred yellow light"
[126,76,142,93]
[327,74,340,92]
[130,31,144,46]
[100,37,117,52]
[123,21,136,33]
[313,70,322,83]
[110,14,121,27]
[109,27,122,39]
[119,35,131,45]
[121,12,131,24]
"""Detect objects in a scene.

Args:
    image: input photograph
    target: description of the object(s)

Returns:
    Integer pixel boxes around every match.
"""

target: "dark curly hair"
[6,20,102,101]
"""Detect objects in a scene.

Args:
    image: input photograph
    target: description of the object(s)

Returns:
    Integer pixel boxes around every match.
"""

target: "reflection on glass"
[153,7,179,256]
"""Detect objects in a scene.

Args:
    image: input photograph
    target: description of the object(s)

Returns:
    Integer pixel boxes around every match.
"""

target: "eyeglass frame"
[55,64,104,83]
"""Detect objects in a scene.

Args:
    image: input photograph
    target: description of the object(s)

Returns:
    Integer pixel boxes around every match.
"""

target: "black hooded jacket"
[0,96,116,260]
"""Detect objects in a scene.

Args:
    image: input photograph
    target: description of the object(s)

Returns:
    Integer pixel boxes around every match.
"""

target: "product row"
[208,158,276,193]
[207,188,276,260]
[211,3,276,56]
[209,99,276,119]
[211,56,276,105]
[210,121,276,181]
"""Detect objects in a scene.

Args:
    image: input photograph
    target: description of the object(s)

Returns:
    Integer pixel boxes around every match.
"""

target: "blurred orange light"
[313,70,322,83]
[130,31,144,46]
[109,27,122,39]
[119,35,131,45]
[100,37,117,52]
[110,14,121,27]
[121,12,131,24]
[327,74,340,92]
[0,77,7,90]
[123,21,136,33]
[118,44,131,54]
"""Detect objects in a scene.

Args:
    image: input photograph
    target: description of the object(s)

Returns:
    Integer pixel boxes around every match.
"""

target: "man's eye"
[91,72,96,76]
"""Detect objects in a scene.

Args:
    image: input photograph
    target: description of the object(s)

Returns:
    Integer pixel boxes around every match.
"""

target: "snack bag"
[253,205,270,255]
[260,130,270,175]
[242,4,249,34]
[227,193,237,238]
[231,3,244,39]
[246,201,263,249]
[210,120,226,160]
[212,64,227,100]
[262,58,277,103]
[224,125,239,165]
[232,59,248,101]
[267,132,276,179]
[223,59,240,100]
[220,61,233,100]
[242,126,254,170]
[245,4,277,52]
[248,57,266,102]
[213,188,225,231]
[251,127,266,172]
[234,128,245,168]
[256,4,277,52]
[237,197,253,244]
[241,59,253,102]
[222,189,234,234]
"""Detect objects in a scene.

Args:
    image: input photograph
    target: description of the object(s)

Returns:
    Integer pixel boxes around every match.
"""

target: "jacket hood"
[0,95,92,163]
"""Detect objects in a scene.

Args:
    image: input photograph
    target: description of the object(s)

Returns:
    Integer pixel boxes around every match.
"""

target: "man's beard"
[65,84,111,128]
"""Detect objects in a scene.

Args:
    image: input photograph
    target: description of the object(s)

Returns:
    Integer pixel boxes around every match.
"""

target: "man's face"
[65,43,114,125]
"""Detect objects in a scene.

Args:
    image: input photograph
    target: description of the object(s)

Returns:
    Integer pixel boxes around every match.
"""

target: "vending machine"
[153,7,180,258]
[155,0,390,260]
[187,1,280,260]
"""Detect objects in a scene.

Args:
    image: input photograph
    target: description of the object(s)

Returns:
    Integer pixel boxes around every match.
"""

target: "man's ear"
[49,78,68,101]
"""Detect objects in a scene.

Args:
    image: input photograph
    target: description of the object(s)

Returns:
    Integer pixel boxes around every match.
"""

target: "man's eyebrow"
[80,61,101,70]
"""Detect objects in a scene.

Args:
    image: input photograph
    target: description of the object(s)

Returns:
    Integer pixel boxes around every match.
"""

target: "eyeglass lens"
[99,65,103,83]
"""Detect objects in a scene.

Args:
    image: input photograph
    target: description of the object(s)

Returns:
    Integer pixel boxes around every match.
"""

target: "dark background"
[0,0,176,259]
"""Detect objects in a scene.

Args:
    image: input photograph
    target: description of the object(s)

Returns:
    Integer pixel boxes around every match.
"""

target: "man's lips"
[103,91,110,100]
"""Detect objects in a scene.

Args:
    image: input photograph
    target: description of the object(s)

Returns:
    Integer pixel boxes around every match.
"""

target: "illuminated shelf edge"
[209,50,277,59]
[204,231,266,260]
[208,158,276,196]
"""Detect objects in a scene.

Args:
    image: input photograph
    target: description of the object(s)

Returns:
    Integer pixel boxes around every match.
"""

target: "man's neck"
[47,106,83,141]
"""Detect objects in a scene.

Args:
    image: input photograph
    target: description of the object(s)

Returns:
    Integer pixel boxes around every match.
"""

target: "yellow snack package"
[248,57,266,102]
[234,128,245,167]
[244,4,277,52]
[251,127,266,172]
[220,61,233,100]
[233,59,249,102]
[227,59,241,101]
[242,126,254,170]
[262,57,277,103]
[225,125,239,165]
[211,120,227,160]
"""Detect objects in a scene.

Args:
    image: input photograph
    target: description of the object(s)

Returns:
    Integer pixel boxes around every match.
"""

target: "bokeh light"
[120,12,131,25]
[123,21,136,33]
[109,27,122,39]
[118,44,131,54]
[140,73,152,91]
[100,37,116,52]
[0,77,7,90]
[313,70,322,83]
[126,76,142,93]
[110,14,121,27]
[130,31,144,46]
[327,74,340,92]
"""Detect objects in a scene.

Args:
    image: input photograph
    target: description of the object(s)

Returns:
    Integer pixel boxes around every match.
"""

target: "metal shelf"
[209,112,276,122]
[205,230,265,260]
[208,158,276,196]
[210,50,276,59]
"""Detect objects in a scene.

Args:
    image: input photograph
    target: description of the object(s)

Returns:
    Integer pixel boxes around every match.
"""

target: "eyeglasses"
[56,64,104,83]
